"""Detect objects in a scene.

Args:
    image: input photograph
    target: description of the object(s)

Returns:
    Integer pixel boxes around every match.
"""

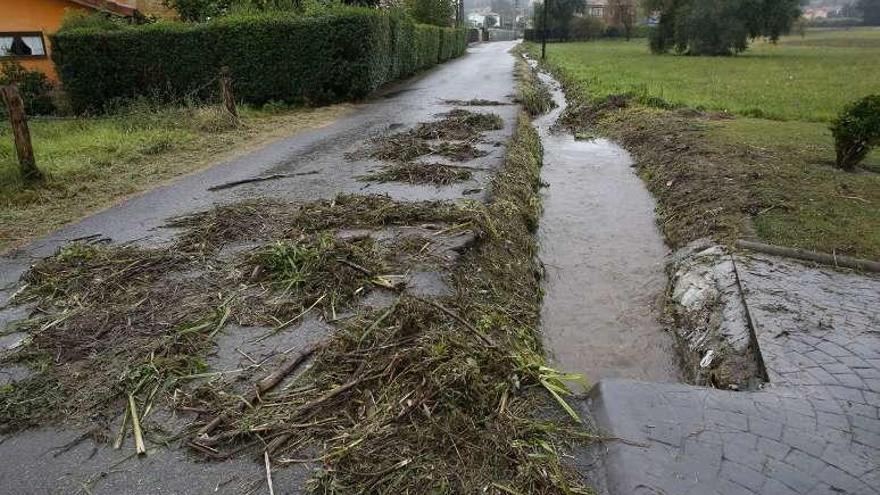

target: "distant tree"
[568,15,606,40]
[608,0,637,40]
[485,15,498,27]
[408,0,456,26]
[163,0,230,21]
[647,0,801,56]
[534,0,586,39]
[857,0,880,25]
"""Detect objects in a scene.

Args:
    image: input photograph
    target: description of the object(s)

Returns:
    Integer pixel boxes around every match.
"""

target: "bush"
[830,95,880,171]
[649,0,801,56]
[51,9,467,113]
[568,16,606,40]
[58,10,127,32]
[407,0,455,27]
[0,60,56,115]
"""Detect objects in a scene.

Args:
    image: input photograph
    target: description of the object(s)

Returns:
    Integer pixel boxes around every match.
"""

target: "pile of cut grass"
[443,99,509,106]
[513,54,557,117]
[413,109,504,141]
[360,162,474,185]
[169,194,473,250]
[0,196,469,430]
[367,109,500,164]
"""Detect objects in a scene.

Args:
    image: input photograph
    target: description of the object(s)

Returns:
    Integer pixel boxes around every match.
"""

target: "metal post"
[541,0,549,59]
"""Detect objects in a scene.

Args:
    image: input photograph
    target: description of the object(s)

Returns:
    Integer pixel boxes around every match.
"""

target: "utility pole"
[541,0,549,59]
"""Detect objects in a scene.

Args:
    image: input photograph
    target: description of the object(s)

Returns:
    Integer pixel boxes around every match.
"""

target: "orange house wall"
[0,0,90,81]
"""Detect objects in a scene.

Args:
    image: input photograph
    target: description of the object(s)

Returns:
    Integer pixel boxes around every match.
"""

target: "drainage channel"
[533,67,680,384]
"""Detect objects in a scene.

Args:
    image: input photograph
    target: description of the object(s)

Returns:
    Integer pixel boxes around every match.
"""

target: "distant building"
[803,7,832,19]
[1,0,136,81]
[467,11,502,28]
[1,0,176,81]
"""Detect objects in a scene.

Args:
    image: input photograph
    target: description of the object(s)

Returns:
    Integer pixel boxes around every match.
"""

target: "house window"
[0,33,47,59]
[591,7,605,17]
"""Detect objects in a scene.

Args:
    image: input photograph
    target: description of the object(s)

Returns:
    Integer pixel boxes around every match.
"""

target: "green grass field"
[541,28,880,122]
[530,28,880,259]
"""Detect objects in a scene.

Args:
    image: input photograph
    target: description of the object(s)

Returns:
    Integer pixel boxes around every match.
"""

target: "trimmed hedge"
[51,9,467,112]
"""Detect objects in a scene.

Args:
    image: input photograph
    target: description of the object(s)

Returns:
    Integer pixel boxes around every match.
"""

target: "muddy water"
[535,70,680,384]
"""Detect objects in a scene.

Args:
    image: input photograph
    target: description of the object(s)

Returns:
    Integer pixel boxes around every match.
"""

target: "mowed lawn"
[542,28,880,122]
[533,28,880,259]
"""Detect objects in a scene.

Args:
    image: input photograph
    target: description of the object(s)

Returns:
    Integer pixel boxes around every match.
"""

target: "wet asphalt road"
[0,41,520,298]
[0,41,519,495]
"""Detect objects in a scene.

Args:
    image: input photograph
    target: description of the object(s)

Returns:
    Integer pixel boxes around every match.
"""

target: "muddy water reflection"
[535,70,680,383]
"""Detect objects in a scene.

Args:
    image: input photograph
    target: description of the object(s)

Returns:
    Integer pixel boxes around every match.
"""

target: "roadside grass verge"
[526,30,880,259]
[0,102,352,253]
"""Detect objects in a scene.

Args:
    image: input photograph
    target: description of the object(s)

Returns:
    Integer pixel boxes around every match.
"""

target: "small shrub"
[163,0,232,22]
[58,10,126,32]
[830,94,880,171]
[0,60,56,115]
[568,16,606,41]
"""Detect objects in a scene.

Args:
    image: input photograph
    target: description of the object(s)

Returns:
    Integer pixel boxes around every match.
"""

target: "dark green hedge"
[51,9,468,112]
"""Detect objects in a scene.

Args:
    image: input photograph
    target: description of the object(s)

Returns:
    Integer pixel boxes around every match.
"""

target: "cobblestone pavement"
[586,252,880,495]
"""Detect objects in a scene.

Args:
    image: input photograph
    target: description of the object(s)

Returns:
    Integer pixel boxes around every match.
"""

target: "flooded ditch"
[533,67,681,384]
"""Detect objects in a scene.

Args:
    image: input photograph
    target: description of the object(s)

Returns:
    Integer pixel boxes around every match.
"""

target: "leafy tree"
[608,0,637,40]
[408,0,456,26]
[163,0,231,21]
[534,0,586,40]
[857,0,880,25]
[647,0,801,56]
[485,15,498,27]
[568,15,606,40]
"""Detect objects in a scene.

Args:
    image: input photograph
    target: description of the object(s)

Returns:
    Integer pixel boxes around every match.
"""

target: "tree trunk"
[218,67,238,119]
[1,85,42,182]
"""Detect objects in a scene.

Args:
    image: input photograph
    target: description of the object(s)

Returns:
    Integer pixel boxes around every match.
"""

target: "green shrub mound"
[51,9,467,112]
[0,61,56,116]
[831,94,880,171]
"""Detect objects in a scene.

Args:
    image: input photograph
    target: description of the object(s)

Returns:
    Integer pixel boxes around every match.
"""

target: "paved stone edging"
[585,246,880,495]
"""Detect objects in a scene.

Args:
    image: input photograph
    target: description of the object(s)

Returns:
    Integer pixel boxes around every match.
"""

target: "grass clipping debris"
[514,54,557,117]
[1,114,592,493]
[366,109,501,165]
[361,162,474,186]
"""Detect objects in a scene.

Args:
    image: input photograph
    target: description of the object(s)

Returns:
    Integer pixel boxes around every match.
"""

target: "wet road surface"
[533,65,680,384]
[0,41,519,495]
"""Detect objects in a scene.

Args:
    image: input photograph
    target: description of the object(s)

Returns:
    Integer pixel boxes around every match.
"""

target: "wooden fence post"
[1,84,42,182]
[218,67,238,119]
